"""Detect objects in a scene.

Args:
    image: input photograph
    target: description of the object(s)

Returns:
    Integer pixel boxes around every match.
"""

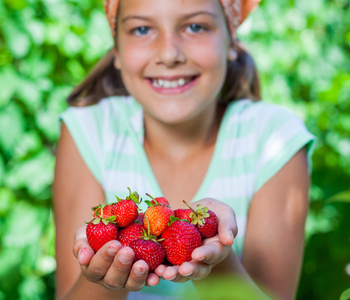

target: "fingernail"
[135,268,146,276]
[183,271,194,277]
[107,246,118,256]
[198,256,206,261]
[119,255,133,264]
[168,275,176,281]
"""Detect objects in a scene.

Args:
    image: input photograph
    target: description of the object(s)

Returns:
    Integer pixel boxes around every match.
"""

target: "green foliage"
[239,1,350,298]
[0,0,349,299]
[340,288,350,300]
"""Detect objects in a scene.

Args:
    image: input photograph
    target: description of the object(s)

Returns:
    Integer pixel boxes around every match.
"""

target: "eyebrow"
[121,11,218,24]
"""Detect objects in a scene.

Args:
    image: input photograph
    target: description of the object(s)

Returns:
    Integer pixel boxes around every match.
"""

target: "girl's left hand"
[154,198,237,282]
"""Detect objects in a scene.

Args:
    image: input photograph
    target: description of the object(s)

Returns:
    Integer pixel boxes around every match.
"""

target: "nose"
[154,32,186,67]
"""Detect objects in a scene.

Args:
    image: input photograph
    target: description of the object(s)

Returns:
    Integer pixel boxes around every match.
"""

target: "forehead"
[118,0,224,18]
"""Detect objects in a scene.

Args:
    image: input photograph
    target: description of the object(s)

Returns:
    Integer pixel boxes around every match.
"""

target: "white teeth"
[178,78,185,86]
[163,81,171,88]
[152,77,190,89]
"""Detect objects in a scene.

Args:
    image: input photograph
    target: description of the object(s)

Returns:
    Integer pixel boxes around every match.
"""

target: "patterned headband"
[104,0,260,43]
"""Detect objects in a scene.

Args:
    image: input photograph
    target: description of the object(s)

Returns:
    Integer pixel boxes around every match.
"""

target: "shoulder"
[224,99,310,137]
[61,96,136,117]
[226,99,299,122]
[60,96,141,131]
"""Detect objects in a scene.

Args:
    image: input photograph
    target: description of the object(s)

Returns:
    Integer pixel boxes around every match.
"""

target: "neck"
[143,103,225,162]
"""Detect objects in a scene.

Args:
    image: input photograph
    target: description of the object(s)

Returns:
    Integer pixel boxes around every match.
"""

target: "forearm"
[192,249,272,300]
[57,273,129,300]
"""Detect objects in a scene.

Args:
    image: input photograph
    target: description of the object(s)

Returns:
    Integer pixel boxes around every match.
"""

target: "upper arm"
[242,147,310,300]
[53,122,105,298]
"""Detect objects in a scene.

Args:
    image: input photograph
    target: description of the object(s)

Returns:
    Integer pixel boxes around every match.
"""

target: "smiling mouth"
[149,76,197,89]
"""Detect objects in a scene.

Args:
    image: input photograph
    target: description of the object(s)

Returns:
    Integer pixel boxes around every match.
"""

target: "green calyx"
[145,193,165,207]
[139,217,164,244]
[184,201,209,226]
[86,215,116,226]
[91,203,108,218]
[115,187,141,204]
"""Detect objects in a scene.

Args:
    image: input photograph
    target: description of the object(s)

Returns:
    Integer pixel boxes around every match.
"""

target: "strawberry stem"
[183,200,197,215]
[144,216,151,237]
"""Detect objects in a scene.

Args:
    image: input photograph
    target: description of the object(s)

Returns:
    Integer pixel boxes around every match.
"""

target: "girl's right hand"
[72,225,161,292]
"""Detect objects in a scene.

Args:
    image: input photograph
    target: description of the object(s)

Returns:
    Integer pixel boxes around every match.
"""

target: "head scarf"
[104,0,260,43]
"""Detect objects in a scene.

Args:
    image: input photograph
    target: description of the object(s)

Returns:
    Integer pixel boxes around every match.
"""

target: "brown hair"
[66,42,261,107]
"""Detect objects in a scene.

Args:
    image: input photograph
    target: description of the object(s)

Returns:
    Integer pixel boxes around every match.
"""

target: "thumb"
[217,210,238,246]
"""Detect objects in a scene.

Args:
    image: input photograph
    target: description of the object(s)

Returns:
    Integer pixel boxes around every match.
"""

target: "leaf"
[16,78,43,111]
[0,66,18,108]
[327,191,350,204]
[26,19,45,46]
[13,131,43,160]
[3,20,31,59]
[35,110,60,142]
[0,102,25,155]
[18,275,45,300]
[0,188,16,216]
[340,288,350,300]
[0,154,4,187]
[5,150,55,197]
[2,201,49,248]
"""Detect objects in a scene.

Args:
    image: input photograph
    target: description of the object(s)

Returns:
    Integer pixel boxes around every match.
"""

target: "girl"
[53,0,315,299]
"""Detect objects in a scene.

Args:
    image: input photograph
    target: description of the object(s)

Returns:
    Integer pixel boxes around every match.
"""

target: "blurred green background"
[0,0,349,299]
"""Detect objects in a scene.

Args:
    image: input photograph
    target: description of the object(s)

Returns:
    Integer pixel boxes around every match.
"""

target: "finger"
[178,261,211,281]
[72,224,97,266]
[146,272,161,286]
[154,264,167,277]
[82,241,122,282]
[103,246,135,289]
[161,265,190,283]
[77,245,95,266]
[162,265,180,281]
[217,207,237,246]
[191,241,229,265]
[124,260,149,292]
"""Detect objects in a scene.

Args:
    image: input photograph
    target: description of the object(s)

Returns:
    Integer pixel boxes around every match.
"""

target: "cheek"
[118,43,149,75]
[190,37,228,71]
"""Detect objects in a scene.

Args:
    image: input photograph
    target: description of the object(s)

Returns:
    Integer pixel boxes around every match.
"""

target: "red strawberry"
[129,218,166,272]
[195,210,218,238]
[184,201,218,238]
[92,203,116,219]
[86,217,118,252]
[161,218,202,265]
[135,212,145,224]
[118,223,144,247]
[114,188,140,227]
[146,193,170,207]
[174,208,192,222]
[129,239,165,272]
[144,201,174,237]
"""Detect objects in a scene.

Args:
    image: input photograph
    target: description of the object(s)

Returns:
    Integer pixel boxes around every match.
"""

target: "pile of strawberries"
[86,188,218,272]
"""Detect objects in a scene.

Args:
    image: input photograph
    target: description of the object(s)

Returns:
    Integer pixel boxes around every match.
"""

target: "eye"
[133,26,150,36]
[187,24,205,33]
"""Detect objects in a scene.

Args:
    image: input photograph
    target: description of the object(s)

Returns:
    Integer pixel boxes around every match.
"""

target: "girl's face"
[115,0,232,125]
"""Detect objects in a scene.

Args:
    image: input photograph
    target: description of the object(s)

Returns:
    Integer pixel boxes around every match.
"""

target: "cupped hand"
[72,224,161,291]
[154,198,238,283]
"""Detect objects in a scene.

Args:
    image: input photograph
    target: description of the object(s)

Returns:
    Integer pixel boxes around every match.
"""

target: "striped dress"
[60,96,315,299]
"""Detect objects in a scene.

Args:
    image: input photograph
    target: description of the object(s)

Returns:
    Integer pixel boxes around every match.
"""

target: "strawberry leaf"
[115,195,124,202]
[92,218,101,225]
[145,200,154,207]
[168,215,180,226]
[106,216,117,222]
